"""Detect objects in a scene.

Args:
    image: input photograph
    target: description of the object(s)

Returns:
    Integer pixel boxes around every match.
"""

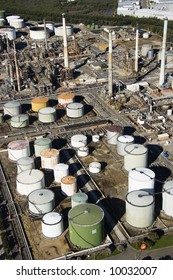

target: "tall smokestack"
[135,26,139,72]
[159,18,168,86]
[108,31,113,97]
[62,13,69,68]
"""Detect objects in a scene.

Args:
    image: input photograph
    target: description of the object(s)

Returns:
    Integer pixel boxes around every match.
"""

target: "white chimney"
[62,13,69,68]
[135,27,139,72]
[108,31,113,97]
[159,18,168,86]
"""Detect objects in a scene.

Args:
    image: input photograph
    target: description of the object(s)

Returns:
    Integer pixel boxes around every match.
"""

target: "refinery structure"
[1,9,173,260]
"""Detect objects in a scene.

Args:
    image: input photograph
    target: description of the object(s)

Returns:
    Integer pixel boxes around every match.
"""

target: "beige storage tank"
[34,137,52,157]
[8,140,30,161]
[16,169,45,196]
[10,114,29,128]
[61,176,77,196]
[106,125,122,145]
[53,163,69,183]
[124,144,148,171]
[126,190,155,228]
[3,101,21,116]
[17,156,35,173]
[117,135,135,156]
[42,212,64,238]
[31,97,49,112]
[40,149,59,170]
[28,189,55,215]
[57,93,75,107]
[38,107,56,123]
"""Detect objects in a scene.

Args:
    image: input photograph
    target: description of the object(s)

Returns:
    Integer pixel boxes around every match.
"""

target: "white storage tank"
[89,162,101,174]
[54,24,73,37]
[6,15,20,24]
[28,189,55,215]
[16,169,45,196]
[8,140,30,161]
[141,44,153,57]
[53,163,69,183]
[92,135,100,142]
[0,27,16,40]
[38,21,54,33]
[38,107,56,123]
[9,18,25,29]
[10,114,29,128]
[57,93,75,107]
[17,156,35,173]
[126,190,155,228]
[40,149,59,170]
[71,134,87,148]
[117,135,135,156]
[106,125,122,145]
[61,175,77,196]
[162,180,173,217]
[42,212,64,238]
[77,146,89,157]
[128,168,155,193]
[3,101,21,116]
[71,192,88,208]
[30,26,50,40]
[124,144,148,171]
[143,32,149,39]
[34,137,52,157]
[66,103,84,118]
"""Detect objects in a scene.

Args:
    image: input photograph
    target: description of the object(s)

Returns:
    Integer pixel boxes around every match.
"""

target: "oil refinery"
[1,9,173,261]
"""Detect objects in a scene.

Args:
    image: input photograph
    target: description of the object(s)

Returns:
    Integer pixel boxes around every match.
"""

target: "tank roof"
[68,203,104,226]
[72,193,88,203]
[39,107,56,114]
[54,163,69,171]
[125,144,147,155]
[32,97,48,103]
[17,169,44,184]
[8,140,29,150]
[34,137,52,146]
[126,190,154,207]
[4,101,21,107]
[40,149,59,158]
[129,168,155,181]
[28,189,54,204]
[42,212,62,225]
[118,135,134,143]
[67,103,83,109]
[61,176,76,184]
[58,93,75,99]
[163,181,173,195]
[71,134,87,141]
[17,156,34,165]
[11,114,29,122]
[106,125,122,132]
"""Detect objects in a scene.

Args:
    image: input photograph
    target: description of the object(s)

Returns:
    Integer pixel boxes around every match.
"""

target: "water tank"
[71,193,88,208]
[71,134,87,148]
[57,93,75,107]
[3,101,21,116]
[34,137,52,157]
[77,146,89,157]
[162,180,173,217]
[106,125,122,145]
[17,156,35,173]
[68,203,104,249]
[38,107,56,123]
[141,44,153,57]
[10,114,29,128]
[66,103,84,118]
[30,26,50,40]
[147,49,154,60]
[61,175,77,196]
[16,169,45,196]
[92,135,100,142]
[143,32,149,39]
[0,27,16,40]
[40,149,59,170]
[89,162,101,173]
[124,144,148,171]
[8,140,30,161]
[28,189,55,215]
[31,97,48,112]
[128,168,155,193]
[38,22,55,33]
[54,25,73,37]
[53,163,69,183]
[126,190,155,228]
[9,18,25,29]
[42,212,64,238]
[6,15,20,24]
[117,135,135,156]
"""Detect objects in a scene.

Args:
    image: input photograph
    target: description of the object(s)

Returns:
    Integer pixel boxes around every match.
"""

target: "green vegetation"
[0,0,173,40]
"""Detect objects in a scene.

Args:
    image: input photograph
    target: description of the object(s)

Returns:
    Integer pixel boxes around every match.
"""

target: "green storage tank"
[0,113,3,124]
[0,10,5,18]
[0,18,5,26]
[68,203,104,249]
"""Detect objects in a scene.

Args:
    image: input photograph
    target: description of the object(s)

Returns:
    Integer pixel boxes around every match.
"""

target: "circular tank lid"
[126,190,154,207]
[4,101,21,108]
[67,103,83,110]
[163,181,173,195]
[118,135,134,143]
[106,125,122,132]
[10,18,24,22]
[39,107,56,114]
[28,189,54,204]
[32,97,48,104]
[17,156,34,166]
[58,93,75,99]
[89,162,101,168]
[17,169,44,184]
[11,114,29,122]
[34,137,52,146]
[54,163,69,171]
[42,212,62,225]
[8,140,29,150]
[78,146,88,152]
[129,168,155,181]
[71,134,87,142]
[61,176,76,184]
[72,193,88,203]
[40,148,59,158]
[125,144,147,155]
[68,203,104,226]
[6,15,20,20]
